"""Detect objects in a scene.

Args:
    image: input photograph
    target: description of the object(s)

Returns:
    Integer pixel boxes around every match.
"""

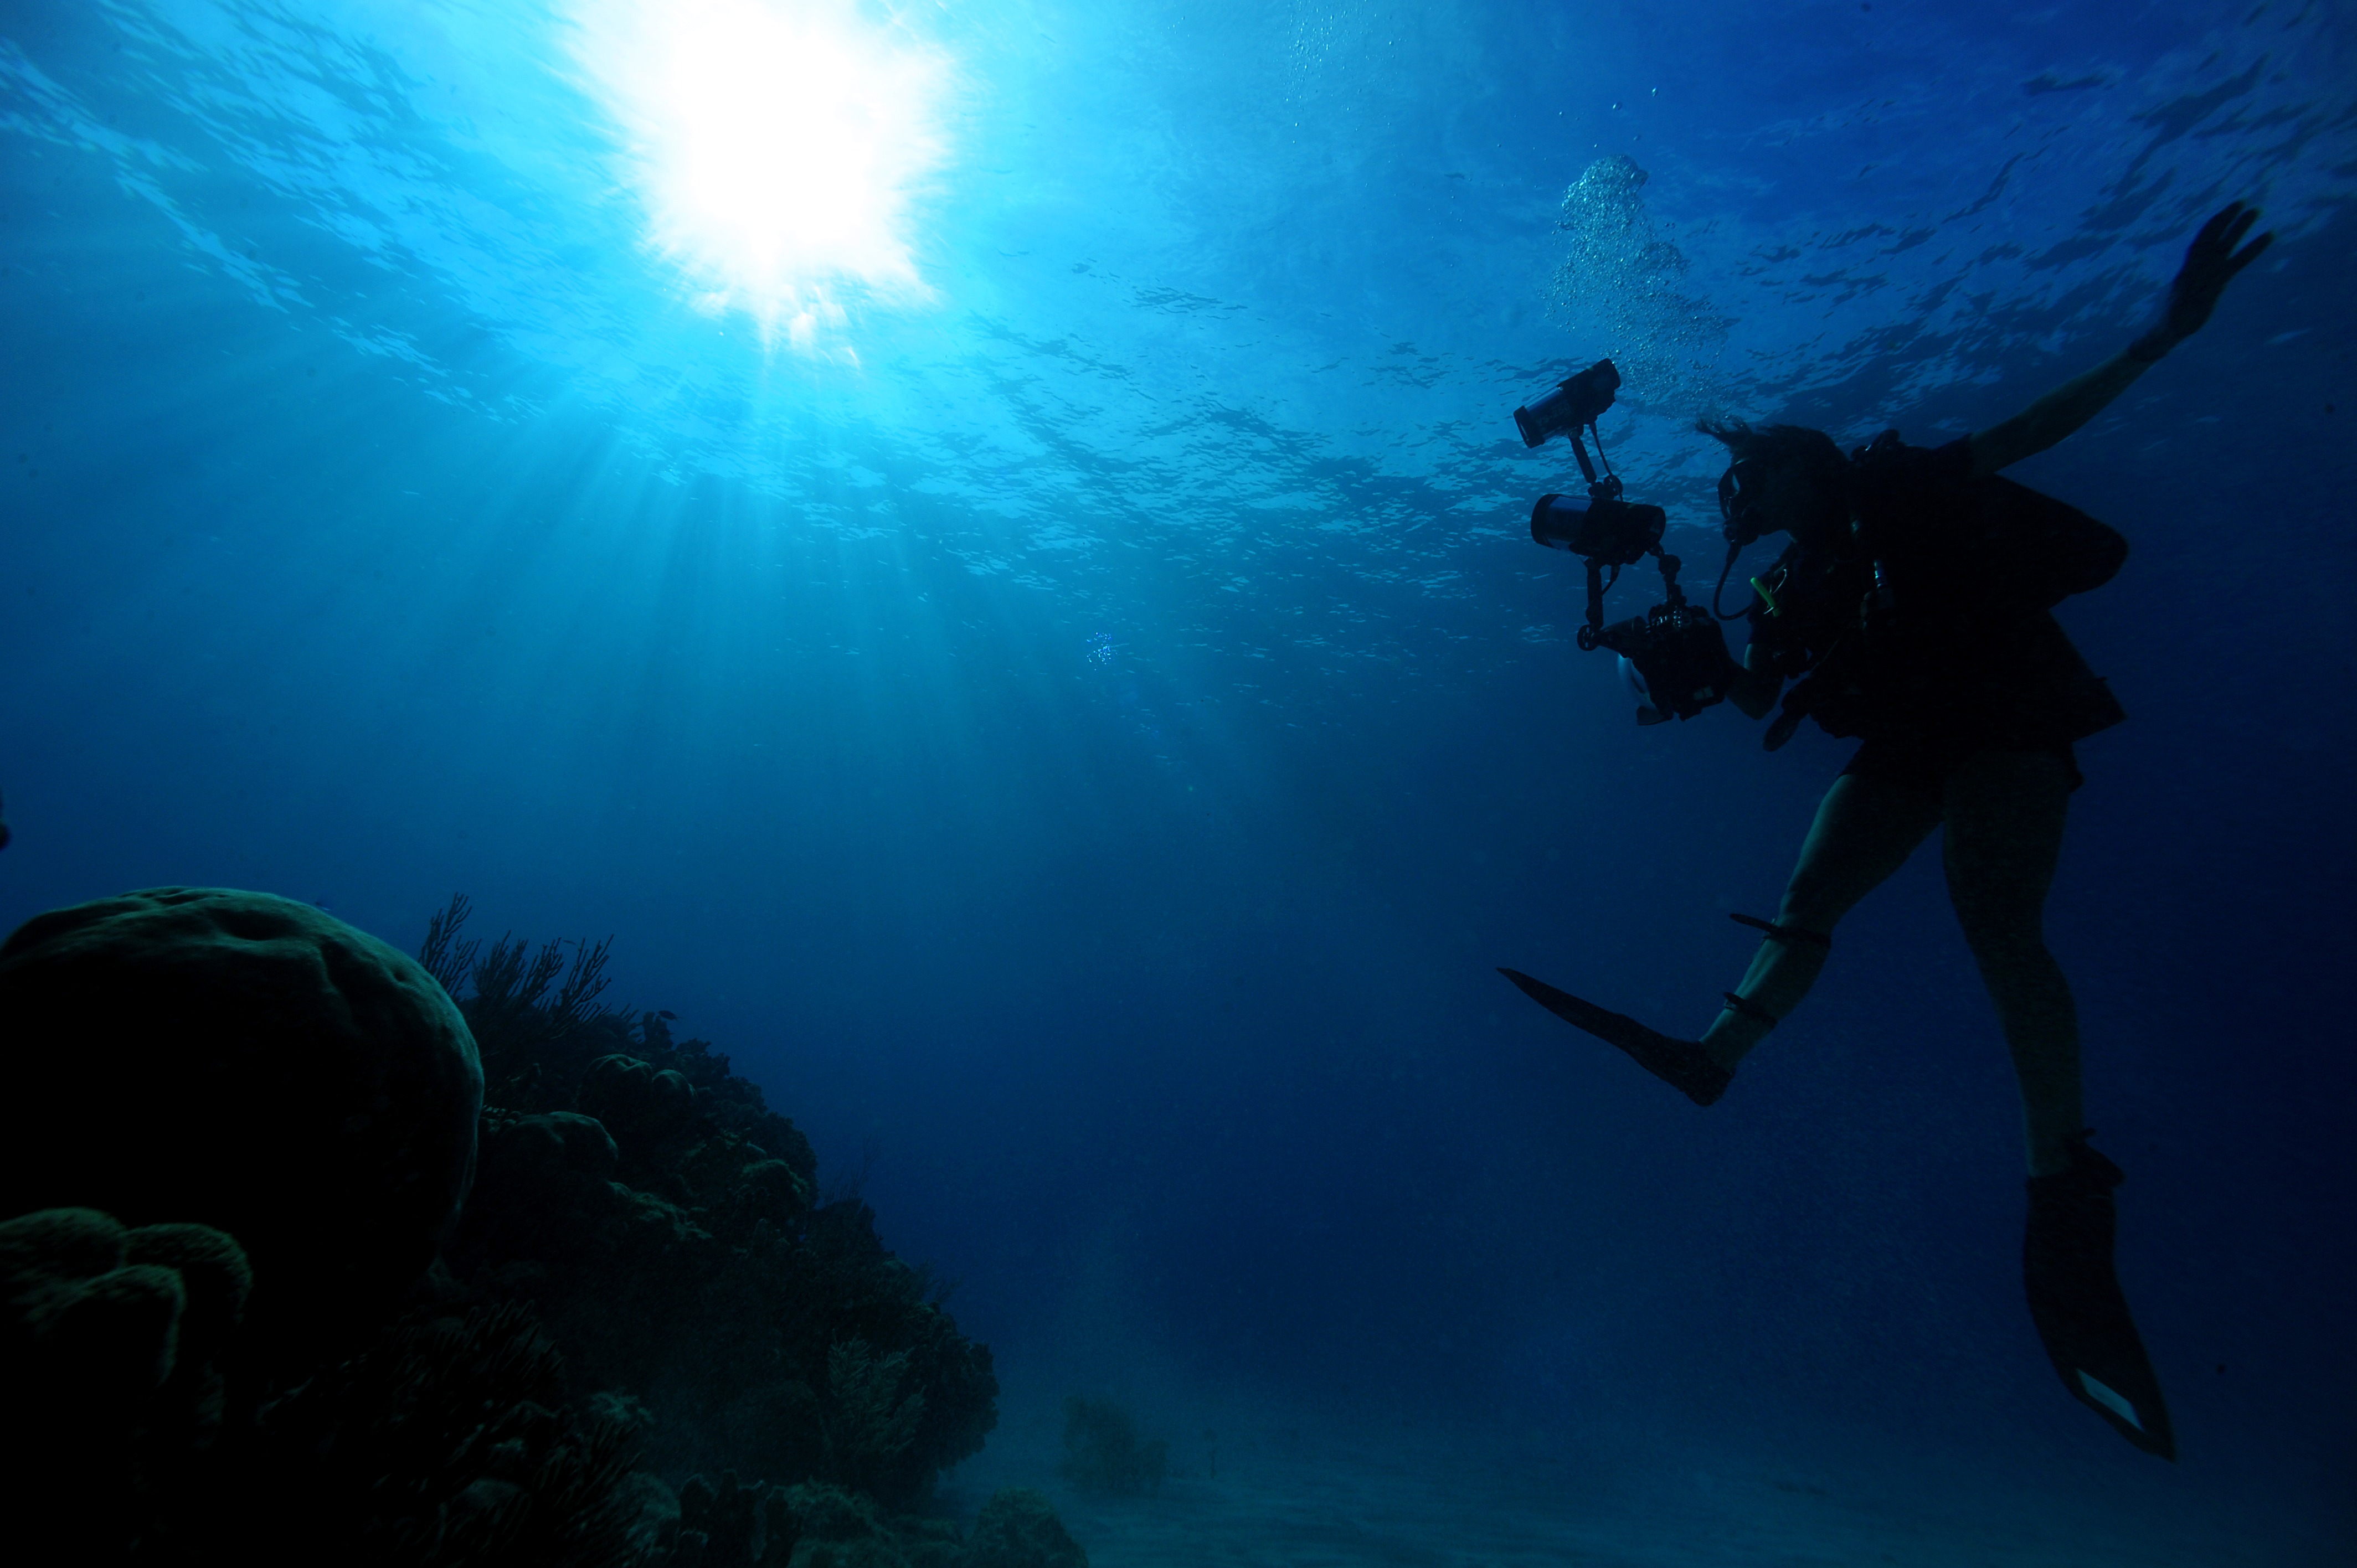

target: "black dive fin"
[1497,968,1732,1107]
[2024,1141,2177,1459]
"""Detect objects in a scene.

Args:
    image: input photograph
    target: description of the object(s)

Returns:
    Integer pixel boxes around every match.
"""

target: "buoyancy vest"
[1748,432,2128,750]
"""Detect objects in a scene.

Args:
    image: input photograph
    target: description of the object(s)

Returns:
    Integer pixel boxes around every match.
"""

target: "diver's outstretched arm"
[1968,202,2272,478]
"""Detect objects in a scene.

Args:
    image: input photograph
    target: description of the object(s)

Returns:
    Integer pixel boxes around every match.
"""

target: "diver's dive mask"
[1717,458,1769,546]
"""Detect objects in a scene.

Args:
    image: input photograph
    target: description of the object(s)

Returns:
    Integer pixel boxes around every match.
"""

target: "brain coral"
[0,888,481,1366]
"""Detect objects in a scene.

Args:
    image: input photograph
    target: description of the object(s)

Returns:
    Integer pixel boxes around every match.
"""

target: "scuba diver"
[1500,203,2273,1459]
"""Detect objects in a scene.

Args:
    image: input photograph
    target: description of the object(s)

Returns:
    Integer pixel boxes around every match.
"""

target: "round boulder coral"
[578,1053,702,1160]
[0,889,481,1366]
[1,1206,258,1551]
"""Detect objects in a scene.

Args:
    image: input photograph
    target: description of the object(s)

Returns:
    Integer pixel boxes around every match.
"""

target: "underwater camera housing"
[1514,359,1738,723]
[1598,601,1740,724]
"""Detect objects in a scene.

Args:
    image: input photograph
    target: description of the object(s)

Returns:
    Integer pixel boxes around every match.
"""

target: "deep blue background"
[3,0,2351,1557]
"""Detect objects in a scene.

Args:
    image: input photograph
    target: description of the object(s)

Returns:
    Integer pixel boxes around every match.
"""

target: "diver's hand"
[1973,204,2270,472]
[2129,202,2273,361]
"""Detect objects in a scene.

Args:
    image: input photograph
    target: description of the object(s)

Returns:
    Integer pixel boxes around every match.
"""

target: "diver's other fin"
[1497,968,1732,1107]
[2024,1138,2178,1460]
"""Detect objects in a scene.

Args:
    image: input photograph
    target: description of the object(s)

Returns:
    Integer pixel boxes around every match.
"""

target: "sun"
[567,0,951,348]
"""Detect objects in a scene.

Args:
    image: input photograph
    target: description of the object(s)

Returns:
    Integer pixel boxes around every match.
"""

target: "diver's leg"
[1948,752,2175,1453]
[1939,750,2081,1176]
[1701,773,1943,1070]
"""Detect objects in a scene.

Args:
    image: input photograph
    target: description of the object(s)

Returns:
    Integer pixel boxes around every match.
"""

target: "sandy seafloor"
[939,1381,2314,1568]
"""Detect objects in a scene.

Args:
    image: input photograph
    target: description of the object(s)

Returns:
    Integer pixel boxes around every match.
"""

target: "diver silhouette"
[1504,202,2273,1460]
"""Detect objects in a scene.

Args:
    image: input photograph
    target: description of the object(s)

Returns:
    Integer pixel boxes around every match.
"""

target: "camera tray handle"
[1576,548,1685,651]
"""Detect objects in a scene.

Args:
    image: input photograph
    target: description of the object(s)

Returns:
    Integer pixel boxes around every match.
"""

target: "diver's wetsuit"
[1497,434,2176,1454]
[1746,432,2128,792]
[1510,191,2276,1459]
[1707,431,2130,1103]
[1716,436,2175,1457]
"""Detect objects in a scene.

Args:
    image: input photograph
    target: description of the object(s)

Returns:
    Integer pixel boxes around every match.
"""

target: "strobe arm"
[1578,560,1607,650]
[1567,425,1602,489]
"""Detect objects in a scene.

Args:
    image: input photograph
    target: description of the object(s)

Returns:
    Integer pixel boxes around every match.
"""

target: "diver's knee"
[1776,866,1855,932]
[1955,914,2051,969]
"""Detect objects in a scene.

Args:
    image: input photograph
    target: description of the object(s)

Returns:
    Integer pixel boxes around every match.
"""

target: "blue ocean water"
[2,0,2351,1560]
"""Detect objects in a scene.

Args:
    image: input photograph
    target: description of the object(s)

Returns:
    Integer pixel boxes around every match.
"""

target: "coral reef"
[0,888,481,1370]
[0,891,1071,1566]
[824,1339,929,1497]
[960,1490,1088,1568]
[2,1206,652,1564]
[425,895,996,1509]
[1,1206,253,1548]
[1057,1399,1166,1497]
[787,1480,960,1568]
[242,1299,650,1566]
[673,1471,784,1565]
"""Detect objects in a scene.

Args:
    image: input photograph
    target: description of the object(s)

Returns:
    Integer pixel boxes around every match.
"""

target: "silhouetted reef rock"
[245,1298,650,1566]
[0,890,1058,1564]
[4,1210,652,1564]
[450,1067,996,1503]
[0,887,481,1369]
[1,1206,253,1534]
[423,896,1019,1549]
[960,1489,1088,1568]
[418,892,994,1511]
[580,1054,706,1172]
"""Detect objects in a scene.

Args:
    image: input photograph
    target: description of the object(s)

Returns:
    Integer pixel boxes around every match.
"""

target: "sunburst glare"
[565,0,951,349]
